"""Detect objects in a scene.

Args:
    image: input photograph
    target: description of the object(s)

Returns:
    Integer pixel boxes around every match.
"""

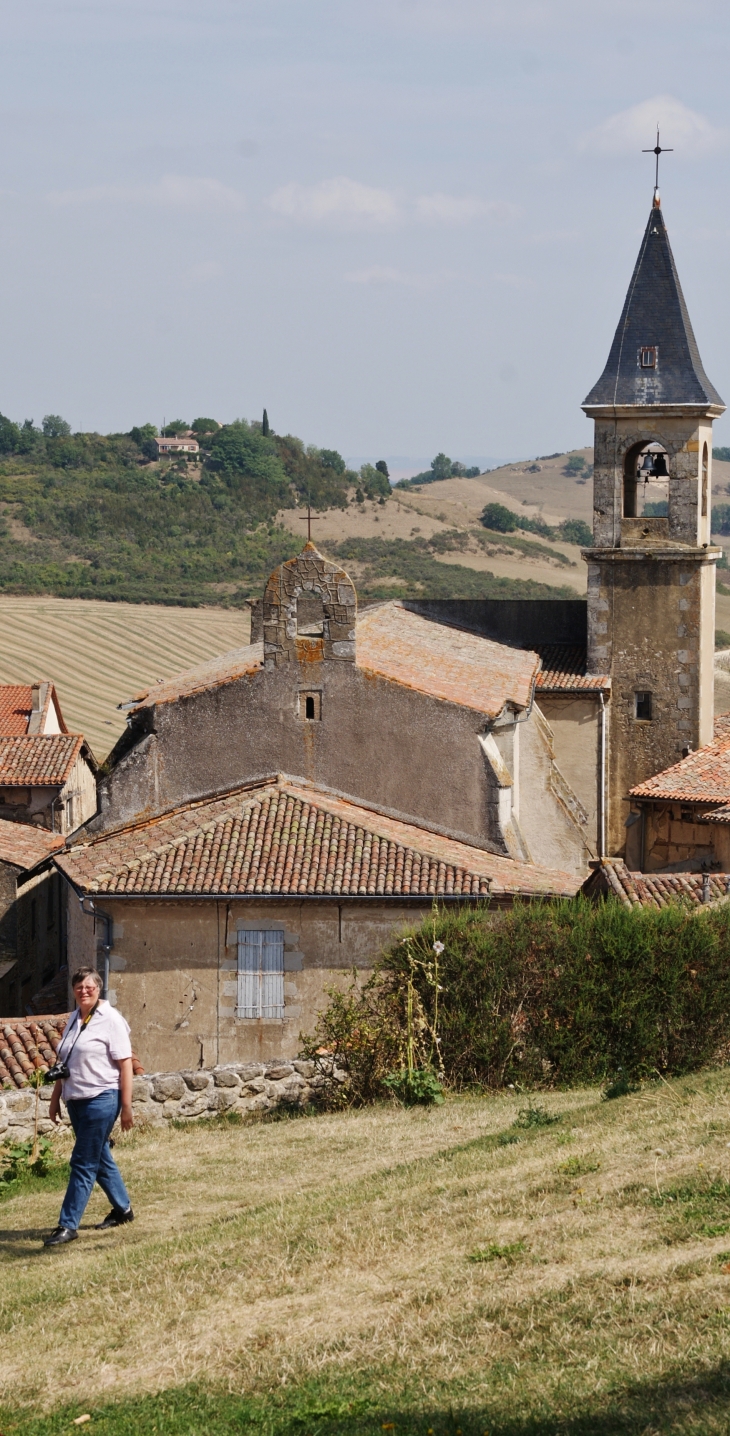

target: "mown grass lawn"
[4,1074,730,1434]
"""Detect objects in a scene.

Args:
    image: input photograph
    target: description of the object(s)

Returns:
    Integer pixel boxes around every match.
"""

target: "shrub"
[558,518,593,546]
[564,454,586,474]
[301,899,730,1101]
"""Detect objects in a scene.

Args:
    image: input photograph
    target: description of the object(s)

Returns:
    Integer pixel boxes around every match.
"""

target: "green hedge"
[302,898,730,1099]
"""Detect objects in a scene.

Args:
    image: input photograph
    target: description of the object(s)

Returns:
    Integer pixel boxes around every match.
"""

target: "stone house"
[58,773,577,1071]
[0,819,65,1016]
[0,729,97,835]
[622,714,730,872]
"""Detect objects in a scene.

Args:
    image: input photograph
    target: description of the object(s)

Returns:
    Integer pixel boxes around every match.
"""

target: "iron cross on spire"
[643,127,673,204]
[298,501,321,541]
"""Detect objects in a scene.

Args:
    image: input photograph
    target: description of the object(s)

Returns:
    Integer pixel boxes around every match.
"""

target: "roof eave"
[582,402,726,421]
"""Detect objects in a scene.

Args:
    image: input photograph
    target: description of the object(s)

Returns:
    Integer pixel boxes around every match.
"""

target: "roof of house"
[123,601,543,719]
[532,643,610,693]
[0,682,69,737]
[58,775,578,901]
[356,603,539,715]
[630,714,730,803]
[0,1016,68,1087]
[582,857,730,909]
[0,735,87,787]
[583,204,724,411]
[0,1013,146,1088]
[0,818,64,870]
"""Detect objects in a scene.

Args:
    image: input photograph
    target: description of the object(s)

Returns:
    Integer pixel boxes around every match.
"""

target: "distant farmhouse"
[155,432,200,457]
[2,186,729,1054]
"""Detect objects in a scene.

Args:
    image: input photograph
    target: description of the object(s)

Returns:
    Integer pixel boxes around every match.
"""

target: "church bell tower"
[583,193,725,855]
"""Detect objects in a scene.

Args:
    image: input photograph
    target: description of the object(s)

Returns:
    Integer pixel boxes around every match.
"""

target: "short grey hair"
[71,967,103,991]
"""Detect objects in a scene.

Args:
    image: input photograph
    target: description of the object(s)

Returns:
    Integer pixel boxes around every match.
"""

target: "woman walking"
[44,967,135,1248]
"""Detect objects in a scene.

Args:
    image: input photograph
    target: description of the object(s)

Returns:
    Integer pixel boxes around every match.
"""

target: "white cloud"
[268,177,400,227]
[49,174,246,211]
[415,193,518,225]
[580,96,728,158]
[345,265,455,288]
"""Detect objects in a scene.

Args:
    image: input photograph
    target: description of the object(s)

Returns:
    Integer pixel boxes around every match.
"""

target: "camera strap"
[58,1000,100,1064]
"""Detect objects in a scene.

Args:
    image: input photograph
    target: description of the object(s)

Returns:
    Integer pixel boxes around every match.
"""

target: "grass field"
[0,597,250,760]
[4,1072,730,1434]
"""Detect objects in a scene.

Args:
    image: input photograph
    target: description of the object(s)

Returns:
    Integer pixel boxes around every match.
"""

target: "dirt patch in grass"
[4,1075,730,1427]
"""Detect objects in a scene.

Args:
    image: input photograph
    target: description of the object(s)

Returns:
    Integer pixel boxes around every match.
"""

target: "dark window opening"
[297,592,325,638]
[702,443,708,518]
[299,690,322,721]
[635,691,653,721]
[640,346,657,368]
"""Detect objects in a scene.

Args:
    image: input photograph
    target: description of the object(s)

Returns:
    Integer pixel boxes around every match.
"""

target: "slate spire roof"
[583,204,724,411]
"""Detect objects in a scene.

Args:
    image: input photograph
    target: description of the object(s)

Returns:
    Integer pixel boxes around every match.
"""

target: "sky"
[2,0,730,464]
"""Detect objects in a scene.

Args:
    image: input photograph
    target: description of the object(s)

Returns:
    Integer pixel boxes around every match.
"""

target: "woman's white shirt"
[58,1000,132,1100]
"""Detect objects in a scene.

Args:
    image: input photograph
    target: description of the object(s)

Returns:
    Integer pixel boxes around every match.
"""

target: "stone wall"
[0,1059,328,1145]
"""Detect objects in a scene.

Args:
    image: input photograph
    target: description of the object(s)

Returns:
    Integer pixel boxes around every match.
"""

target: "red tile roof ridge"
[123,642,264,711]
[585,857,730,909]
[58,776,578,900]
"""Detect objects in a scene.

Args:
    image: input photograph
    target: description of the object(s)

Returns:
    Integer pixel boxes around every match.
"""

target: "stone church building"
[52,185,729,1067]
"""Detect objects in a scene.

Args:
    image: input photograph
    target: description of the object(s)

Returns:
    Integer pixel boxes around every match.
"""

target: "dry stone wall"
[0,1059,329,1144]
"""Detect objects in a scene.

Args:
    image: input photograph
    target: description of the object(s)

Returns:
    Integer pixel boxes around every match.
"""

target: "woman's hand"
[117,1056,134,1132]
[48,1079,63,1124]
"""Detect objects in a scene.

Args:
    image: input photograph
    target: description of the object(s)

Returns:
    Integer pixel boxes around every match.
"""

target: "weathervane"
[643,127,672,206]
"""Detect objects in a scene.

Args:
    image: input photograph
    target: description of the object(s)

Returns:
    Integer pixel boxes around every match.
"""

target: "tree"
[262,409,270,437]
[359,464,390,501]
[713,448,730,463]
[558,518,593,546]
[320,449,346,474]
[564,454,586,474]
[42,414,71,438]
[481,502,518,533]
[465,466,481,478]
[129,425,160,461]
[162,419,189,436]
[375,459,389,479]
[0,412,21,454]
[712,504,730,535]
[430,453,452,482]
[191,417,220,436]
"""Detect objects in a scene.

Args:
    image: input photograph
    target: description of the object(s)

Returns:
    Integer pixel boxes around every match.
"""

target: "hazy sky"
[2,0,730,462]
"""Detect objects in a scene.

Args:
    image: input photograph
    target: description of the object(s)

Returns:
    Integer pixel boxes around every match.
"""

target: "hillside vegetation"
[0,416,582,606]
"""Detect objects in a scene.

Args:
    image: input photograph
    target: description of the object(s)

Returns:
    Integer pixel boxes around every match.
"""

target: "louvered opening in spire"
[583,207,724,412]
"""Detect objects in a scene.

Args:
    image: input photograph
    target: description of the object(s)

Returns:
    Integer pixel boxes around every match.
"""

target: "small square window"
[640,346,656,369]
[635,691,652,721]
[298,690,322,721]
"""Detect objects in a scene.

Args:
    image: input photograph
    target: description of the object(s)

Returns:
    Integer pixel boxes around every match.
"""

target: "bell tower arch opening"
[623,441,669,518]
[702,442,709,519]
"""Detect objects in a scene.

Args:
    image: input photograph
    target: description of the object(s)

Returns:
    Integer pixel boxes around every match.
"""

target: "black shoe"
[43,1226,78,1247]
[95,1206,134,1230]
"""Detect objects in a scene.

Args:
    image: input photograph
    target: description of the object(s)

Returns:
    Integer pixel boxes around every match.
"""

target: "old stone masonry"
[1,1059,329,1145]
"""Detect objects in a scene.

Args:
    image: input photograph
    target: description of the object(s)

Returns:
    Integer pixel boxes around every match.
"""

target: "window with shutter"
[236,930,285,1018]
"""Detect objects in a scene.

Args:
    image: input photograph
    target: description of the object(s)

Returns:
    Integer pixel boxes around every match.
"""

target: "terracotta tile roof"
[582,857,730,909]
[58,777,578,901]
[124,603,542,720]
[0,685,33,736]
[0,735,84,786]
[0,1013,145,1088]
[0,682,69,737]
[697,806,730,825]
[356,603,540,716]
[0,818,64,870]
[0,1016,67,1087]
[630,719,730,802]
[123,643,264,711]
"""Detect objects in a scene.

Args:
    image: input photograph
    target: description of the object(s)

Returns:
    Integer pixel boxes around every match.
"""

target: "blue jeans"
[59,1089,131,1231]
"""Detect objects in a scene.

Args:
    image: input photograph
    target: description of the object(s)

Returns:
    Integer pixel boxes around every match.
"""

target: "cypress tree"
[262,408,270,437]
